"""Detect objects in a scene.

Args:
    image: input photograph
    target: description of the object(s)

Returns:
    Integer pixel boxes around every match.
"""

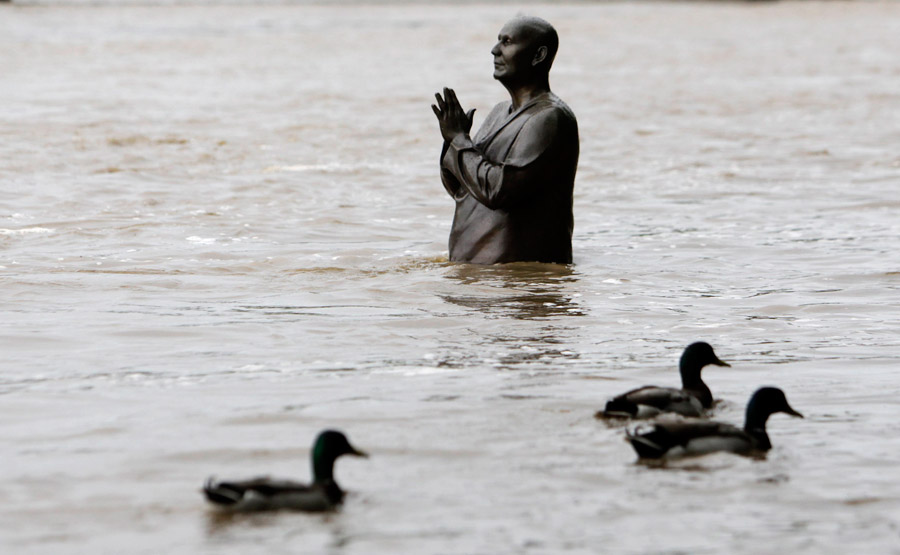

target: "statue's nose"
[490,43,500,56]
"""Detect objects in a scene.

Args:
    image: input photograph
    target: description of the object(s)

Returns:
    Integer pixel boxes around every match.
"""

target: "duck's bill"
[350,447,369,458]
[713,358,731,367]
[785,406,804,418]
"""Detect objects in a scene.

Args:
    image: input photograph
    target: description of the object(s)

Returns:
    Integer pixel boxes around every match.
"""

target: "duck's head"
[745,387,803,431]
[312,430,368,483]
[681,342,730,370]
[749,386,803,417]
[679,341,730,382]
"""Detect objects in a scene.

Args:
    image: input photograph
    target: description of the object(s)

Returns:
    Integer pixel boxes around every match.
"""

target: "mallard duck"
[627,387,803,459]
[203,430,367,512]
[598,342,730,419]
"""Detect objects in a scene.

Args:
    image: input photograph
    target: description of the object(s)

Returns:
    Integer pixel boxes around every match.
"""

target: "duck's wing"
[655,421,745,443]
[604,386,703,418]
[241,478,315,496]
[628,421,752,459]
[204,476,331,511]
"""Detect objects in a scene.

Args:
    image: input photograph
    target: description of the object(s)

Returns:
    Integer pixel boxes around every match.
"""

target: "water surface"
[1,1,899,553]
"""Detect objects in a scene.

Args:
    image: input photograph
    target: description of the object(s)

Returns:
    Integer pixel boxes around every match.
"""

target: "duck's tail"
[626,427,669,459]
[599,398,638,419]
[203,477,243,506]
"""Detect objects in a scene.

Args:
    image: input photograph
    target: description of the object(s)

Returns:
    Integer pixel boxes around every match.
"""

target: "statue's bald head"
[492,16,560,87]
[508,16,559,73]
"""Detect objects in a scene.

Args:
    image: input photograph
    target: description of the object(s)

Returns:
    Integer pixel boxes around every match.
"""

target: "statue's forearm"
[443,137,541,210]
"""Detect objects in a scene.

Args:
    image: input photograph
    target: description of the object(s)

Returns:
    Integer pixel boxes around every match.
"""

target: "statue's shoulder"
[535,93,577,123]
[523,94,578,137]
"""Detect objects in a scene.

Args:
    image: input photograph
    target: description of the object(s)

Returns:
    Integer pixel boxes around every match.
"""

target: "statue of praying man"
[432,16,579,265]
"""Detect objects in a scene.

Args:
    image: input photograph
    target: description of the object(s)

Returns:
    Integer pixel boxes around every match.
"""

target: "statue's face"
[491,19,537,83]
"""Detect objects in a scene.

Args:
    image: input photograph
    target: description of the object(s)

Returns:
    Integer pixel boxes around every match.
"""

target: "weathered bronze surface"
[433,16,579,265]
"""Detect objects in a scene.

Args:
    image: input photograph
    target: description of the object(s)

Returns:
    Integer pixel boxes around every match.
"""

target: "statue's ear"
[532,46,548,66]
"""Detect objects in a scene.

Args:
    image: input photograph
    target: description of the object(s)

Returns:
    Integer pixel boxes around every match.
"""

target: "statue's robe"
[440,92,579,264]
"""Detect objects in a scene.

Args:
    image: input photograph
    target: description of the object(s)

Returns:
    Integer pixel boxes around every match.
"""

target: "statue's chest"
[475,113,530,160]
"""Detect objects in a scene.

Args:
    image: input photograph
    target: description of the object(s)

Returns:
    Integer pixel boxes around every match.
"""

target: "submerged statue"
[432,16,579,265]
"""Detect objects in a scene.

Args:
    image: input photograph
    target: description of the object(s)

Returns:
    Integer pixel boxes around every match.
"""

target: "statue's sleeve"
[440,108,570,210]
[439,140,466,199]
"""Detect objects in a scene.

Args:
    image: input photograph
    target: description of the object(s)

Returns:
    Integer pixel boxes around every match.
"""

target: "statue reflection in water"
[440,262,585,369]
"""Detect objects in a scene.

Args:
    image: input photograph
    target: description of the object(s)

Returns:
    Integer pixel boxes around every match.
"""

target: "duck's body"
[203,477,344,512]
[627,387,803,459]
[603,385,706,418]
[600,342,730,419]
[203,430,367,512]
